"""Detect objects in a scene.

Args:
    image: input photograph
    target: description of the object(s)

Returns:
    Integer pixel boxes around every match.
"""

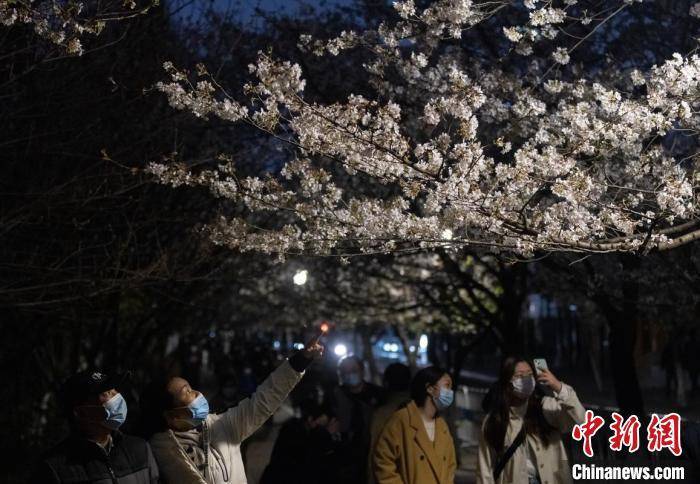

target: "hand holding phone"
[534,358,562,393]
[533,358,548,376]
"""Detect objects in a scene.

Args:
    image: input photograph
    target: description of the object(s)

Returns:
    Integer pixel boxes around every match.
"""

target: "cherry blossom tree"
[151,0,700,259]
[0,0,157,55]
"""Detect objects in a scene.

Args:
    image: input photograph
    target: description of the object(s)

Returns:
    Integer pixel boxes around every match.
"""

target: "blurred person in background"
[368,363,411,483]
[333,355,385,484]
[209,373,245,414]
[373,366,456,484]
[260,398,341,484]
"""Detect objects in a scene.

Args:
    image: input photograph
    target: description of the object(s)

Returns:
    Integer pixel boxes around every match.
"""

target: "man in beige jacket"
[148,338,323,484]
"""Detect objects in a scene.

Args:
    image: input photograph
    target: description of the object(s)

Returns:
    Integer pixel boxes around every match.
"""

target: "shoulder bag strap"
[493,426,527,481]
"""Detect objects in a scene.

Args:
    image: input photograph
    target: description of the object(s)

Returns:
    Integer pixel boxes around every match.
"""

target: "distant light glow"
[409,345,416,353]
[419,334,429,349]
[334,343,347,357]
[293,269,308,286]
[382,342,400,353]
[293,342,305,350]
[320,321,329,333]
[273,340,281,350]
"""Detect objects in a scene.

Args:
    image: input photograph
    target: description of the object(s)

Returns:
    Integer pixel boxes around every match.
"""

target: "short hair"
[337,355,364,372]
[383,363,411,392]
[410,366,449,406]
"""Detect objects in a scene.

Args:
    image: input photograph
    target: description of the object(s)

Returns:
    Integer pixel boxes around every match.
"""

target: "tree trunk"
[601,256,645,417]
[359,325,379,383]
[498,264,527,355]
[393,324,417,372]
[607,317,644,416]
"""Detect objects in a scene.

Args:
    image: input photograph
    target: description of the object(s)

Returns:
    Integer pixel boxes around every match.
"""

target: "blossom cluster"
[0,0,155,55]
[153,0,700,258]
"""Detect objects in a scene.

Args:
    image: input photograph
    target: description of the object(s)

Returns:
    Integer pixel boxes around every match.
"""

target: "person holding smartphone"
[477,356,585,484]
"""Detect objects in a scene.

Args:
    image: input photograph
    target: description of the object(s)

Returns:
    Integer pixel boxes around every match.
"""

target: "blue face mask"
[102,393,127,430]
[433,387,454,410]
[342,371,362,387]
[186,393,210,426]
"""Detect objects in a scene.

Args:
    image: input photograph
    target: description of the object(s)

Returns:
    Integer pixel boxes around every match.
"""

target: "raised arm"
[541,382,586,433]
[216,337,323,443]
[218,354,306,443]
[537,369,585,433]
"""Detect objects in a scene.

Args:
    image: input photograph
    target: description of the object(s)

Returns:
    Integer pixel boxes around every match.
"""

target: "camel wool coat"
[373,400,457,484]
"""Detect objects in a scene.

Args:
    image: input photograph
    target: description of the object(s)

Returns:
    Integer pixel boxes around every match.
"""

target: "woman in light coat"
[145,339,323,484]
[477,357,586,484]
[373,366,457,484]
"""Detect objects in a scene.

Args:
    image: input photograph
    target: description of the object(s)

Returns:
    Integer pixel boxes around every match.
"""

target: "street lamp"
[334,343,348,357]
[293,269,308,286]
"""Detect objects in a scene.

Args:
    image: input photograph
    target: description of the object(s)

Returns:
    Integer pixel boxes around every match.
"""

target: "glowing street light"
[419,334,429,350]
[334,343,348,357]
[293,269,308,286]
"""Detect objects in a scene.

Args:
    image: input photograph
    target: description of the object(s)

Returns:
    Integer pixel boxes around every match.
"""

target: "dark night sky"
[169,0,358,26]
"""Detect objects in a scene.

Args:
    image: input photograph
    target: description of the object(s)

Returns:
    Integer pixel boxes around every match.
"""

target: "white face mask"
[511,375,535,398]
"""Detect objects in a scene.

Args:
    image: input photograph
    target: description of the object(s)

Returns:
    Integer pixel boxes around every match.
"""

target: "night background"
[1,0,699,482]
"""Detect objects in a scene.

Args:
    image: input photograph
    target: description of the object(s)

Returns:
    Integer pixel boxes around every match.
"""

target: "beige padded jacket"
[150,360,303,484]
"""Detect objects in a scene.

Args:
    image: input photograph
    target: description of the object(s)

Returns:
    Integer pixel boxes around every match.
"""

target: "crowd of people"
[32,335,588,484]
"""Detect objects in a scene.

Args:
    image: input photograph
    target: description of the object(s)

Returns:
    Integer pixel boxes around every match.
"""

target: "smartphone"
[533,358,548,375]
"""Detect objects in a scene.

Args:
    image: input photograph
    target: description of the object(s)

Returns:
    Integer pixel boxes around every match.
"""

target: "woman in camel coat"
[373,366,457,484]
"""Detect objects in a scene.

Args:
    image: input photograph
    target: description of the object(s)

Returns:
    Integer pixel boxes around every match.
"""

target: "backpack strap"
[493,426,527,481]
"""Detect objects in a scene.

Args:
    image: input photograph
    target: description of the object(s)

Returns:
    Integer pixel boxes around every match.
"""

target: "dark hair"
[384,363,411,392]
[483,356,555,454]
[410,366,449,406]
[338,354,364,371]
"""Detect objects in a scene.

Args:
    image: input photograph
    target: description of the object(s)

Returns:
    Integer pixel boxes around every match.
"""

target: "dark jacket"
[260,418,341,484]
[33,431,159,484]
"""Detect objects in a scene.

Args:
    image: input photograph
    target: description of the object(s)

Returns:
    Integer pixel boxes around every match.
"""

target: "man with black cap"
[32,369,160,483]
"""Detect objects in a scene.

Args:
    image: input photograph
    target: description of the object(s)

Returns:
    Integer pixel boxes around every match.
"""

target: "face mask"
[186,393,210,426]
[167,393,210,429]
[343,371,362,387]
[102,393,127,430]
[432,387,454,410]
[511,375,536,398]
